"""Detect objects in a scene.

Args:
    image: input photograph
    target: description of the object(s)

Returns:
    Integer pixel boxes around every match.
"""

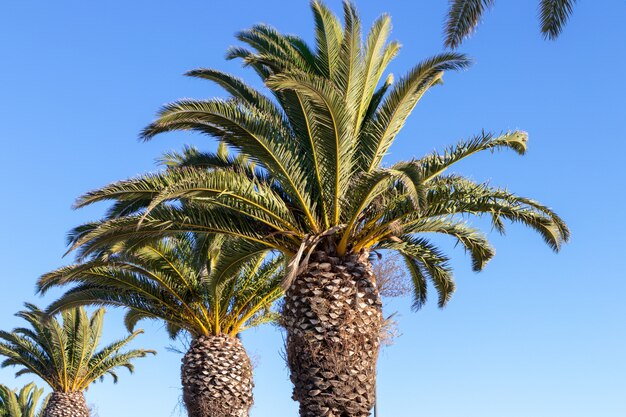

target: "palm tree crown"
[0,383,48,417]
[38,234,283,338]
[0,305,154,392]
[67,0,569,309]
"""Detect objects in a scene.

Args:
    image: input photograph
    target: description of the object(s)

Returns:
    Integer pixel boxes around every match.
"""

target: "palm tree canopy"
[0,383,48,417]
[0,305,155,392]
[66,0,569,309]
[444,0,578,49]
[38,234,284,338]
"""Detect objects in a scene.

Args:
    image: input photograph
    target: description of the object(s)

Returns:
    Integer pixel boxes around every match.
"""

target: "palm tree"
[38,234,283,417]
[444,0,577,48]
[0,305,154,417]
[64,1,569,415]
[0,383,49,417]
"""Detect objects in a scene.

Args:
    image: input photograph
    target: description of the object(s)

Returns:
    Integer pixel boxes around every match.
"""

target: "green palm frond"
[267,71,356,224]
[540,0,577,40]
[359,52,471,172]
[444,0,579,48]
[141,167,300,233]
[404,218,495,272]
[0,383,49,417]
[444,0,495,49]
[357,13,397,130]
[39,234,284,338]
[159,144,257,174]
[418,131,527,182]
[424,176,570,250]
[0,306,154,392]
[141,98,321,230]
[185,68,283,116]
[379,236,455,308]
[67,204,287,260]
[312,0,344,78]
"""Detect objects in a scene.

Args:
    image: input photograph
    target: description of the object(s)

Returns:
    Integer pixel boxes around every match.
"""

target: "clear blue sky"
[1,1,625,416]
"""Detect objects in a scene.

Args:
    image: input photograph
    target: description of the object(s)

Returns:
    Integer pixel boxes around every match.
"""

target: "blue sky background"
[1,1,625,416]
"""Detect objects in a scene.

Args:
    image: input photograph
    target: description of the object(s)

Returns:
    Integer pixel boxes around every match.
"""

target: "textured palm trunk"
[43,392,89,417]
[282,250,383,417]
[181,334,254,417]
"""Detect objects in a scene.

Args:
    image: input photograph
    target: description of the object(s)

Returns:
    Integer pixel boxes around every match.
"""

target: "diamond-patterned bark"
[283,250,383,417]
[181,334,253,417]
[43,392,89,417]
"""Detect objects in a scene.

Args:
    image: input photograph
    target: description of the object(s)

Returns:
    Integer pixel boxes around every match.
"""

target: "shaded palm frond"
[540,0,577,40]
[444,0,495,49]
[378,236,455,308]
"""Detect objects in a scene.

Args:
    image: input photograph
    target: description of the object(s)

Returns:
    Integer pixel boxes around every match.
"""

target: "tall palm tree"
[0,383,49,417]
[444,0,578,48]
[0,305,153,417]
[64,1,569,415]
[38,234,283,417]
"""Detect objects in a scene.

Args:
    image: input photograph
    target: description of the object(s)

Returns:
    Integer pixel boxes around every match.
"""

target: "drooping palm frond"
[0,383,48,417]
[444,0,580,48]
[358,52,472,173]
[444,0,495,49]
[0,305,154,392]
[67,0,569,311]
[540,0,577,40]
[39,234,284,338]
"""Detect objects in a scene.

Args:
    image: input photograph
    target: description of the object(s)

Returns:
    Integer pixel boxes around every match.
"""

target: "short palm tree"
[65,1,569,415]
[0,383,49,417]
[38,234,283,417]
[0,305,154,417]
[444,0,577,48]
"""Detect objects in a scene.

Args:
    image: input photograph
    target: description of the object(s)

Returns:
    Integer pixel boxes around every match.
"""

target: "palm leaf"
[540,0,577,40]
[444,0,495,49]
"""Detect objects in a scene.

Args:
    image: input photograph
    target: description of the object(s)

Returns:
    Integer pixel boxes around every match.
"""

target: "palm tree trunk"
[43,392,89,417]
[181,334,254,417]
[282,250,383,417]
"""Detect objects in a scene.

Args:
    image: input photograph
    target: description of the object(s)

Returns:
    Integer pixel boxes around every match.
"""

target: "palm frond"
[444,0,495,49]
[141,167,300,233]
[378,236,455,308]
[398,254,428,310]
[403,217,495,271]
[141,98,320,230]
[267,71,356,225]
[360,52,472,172]
[419,131,527,182]
[540,0,577,40]
[356,13,395,129]
[425,176,570,250]
[185,68,283,116]
[311,0,344,78]
[0,383,48,417]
